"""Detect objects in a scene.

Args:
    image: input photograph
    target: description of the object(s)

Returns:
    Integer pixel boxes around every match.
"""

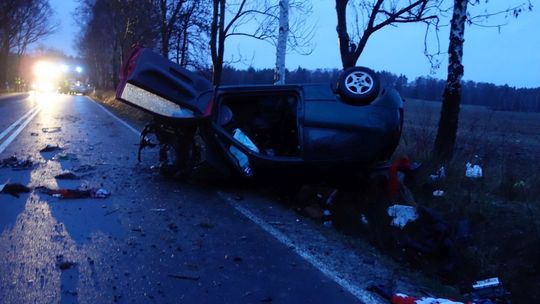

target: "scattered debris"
[37,186,111,199]
[104,208,120,216]
[54,172,80,180]
[150,208,166,212]
[0,182,30,198]
[465,162,483,179]
[472,277,500,290]
[167,222,179,232]
[432,190,445,197]
[359,214,369,225]
[388,156,412,199]
[56,255,77,270]
[30,132,39,136]
[325,189,338,206]
[72,164,96,172]
[167,274,200,281]
[0,156,34,169]
[387,204,418,229]
[430,166,446,182]
[391,293,463,304]
[466,277,510,303]
[53,153,78,161]
[40,144,62,152]
[233,257,243,263]
[42,127,62,133]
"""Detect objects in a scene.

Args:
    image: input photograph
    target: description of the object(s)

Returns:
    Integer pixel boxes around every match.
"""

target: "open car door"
[116,48,213,120]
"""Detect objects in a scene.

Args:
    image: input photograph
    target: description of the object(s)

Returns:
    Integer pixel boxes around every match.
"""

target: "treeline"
[219,66,540,112]
[404,76,540,112]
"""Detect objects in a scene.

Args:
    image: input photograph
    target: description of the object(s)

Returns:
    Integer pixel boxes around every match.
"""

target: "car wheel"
[159,131,199,179]
[337,66,380,104]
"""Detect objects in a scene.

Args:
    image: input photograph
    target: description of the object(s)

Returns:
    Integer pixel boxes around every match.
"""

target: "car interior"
[218,93,300,157]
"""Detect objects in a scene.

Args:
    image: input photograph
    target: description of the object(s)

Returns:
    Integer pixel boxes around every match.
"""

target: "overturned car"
[116,48,404,181]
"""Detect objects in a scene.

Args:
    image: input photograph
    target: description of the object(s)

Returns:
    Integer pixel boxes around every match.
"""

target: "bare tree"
[157,0,185,58]
[0,0,57,89]
[77,0,159,89]
[335,0,442,69]
[209,0,313,85]
[170,1,210,69]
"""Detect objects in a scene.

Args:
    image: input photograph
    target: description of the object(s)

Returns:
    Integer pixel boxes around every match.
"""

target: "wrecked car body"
[116,48,404,180]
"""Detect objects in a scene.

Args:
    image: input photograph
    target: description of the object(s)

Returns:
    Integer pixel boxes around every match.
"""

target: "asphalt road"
[0,93,424,303]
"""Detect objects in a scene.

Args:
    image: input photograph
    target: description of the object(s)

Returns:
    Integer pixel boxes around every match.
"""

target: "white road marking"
[0,106,41,155]
[220,194,381,304]
[0,105,40,142]
[86,97,141,135]
[89,96,379,303]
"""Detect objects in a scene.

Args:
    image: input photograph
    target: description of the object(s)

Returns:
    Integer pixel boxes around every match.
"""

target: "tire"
[158,128,199,179]
[337,66,380,104]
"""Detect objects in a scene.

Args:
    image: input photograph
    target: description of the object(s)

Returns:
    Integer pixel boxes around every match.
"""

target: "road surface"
[0,92,424,303]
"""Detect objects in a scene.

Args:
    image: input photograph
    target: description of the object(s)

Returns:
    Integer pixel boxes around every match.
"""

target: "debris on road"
[72,164,96,172]
[37,186,111,199]
[0,156,35,169]
[54,171,80,180]
[53,153,78,161]
[40,144,62,152]
[104,208,120,216]
[56,255,77,270]
[167,274,200,281]
[0,181,30,198]
[42,127,62,133]
[387,204,418,229]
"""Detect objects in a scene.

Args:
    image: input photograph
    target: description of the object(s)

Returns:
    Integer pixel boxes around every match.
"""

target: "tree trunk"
[433,0,468,160]
[210,0,225,85]
[335,0,355,69]
[0,42,9,90]
[274,0,289,85]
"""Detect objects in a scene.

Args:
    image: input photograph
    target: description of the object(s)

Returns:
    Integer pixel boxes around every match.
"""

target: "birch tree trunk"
[274,0,289,85]
[433,0,468,160]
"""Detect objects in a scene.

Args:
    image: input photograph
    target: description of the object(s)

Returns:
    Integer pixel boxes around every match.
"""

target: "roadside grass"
[396,98,540,302]
[89,90,151,128]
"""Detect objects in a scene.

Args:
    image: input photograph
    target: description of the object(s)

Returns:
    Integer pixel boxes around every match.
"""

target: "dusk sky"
[40,0,539,88]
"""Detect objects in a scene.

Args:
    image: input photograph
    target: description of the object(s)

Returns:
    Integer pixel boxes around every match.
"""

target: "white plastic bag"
[387,204,418,229]
[465,162,483,178]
